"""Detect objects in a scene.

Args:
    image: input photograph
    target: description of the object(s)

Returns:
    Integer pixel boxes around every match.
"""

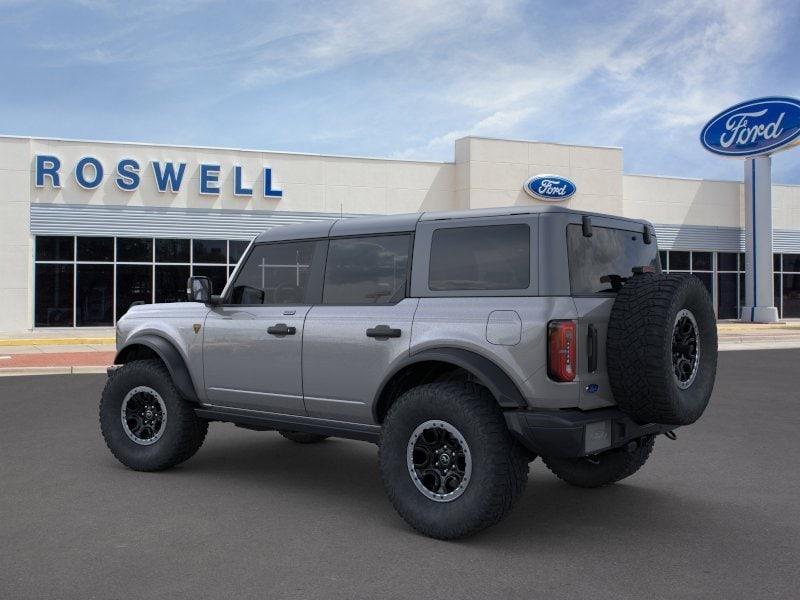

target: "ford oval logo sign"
[700,96,800,157]
[524,174,576,201]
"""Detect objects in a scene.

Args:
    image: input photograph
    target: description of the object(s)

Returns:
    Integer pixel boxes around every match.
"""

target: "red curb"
[0,351,116,369]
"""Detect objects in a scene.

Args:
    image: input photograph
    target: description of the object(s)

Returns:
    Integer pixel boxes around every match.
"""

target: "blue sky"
[2,0,799,183]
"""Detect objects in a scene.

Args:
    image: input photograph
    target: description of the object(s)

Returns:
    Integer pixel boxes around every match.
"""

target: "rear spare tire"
[607,272,717,426]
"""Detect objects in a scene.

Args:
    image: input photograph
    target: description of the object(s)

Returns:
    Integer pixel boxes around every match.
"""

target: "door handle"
[267,323,296,336]
[366,325,402,338]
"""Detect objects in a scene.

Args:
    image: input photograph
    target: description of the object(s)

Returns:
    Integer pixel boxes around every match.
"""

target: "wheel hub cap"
[121,386,167,446]
[672,309,700,389]
[407,420,472,503]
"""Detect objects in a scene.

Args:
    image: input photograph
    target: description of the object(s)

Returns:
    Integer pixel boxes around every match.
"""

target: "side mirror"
[187,276,213,304]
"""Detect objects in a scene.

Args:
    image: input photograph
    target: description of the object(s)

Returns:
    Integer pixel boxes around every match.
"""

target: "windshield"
[567,224,660,294]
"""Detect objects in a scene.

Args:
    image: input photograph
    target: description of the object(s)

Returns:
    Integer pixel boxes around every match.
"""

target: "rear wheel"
[278,430,329,444]
[99,359,208,471]
[542,436,655,488]
[379,382,528,540]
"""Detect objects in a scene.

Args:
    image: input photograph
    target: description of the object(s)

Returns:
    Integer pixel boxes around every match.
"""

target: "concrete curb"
[0,366,108,377]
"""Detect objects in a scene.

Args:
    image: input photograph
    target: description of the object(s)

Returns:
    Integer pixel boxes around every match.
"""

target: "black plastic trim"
[374,347,527,414]
[114,335,199,402]
[504,406,672,458]
[195,406,381,442]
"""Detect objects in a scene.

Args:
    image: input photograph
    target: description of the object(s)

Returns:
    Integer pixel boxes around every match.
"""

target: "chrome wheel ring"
[672,309,700,389]
[407,420,472,503]
[121,386,167,446]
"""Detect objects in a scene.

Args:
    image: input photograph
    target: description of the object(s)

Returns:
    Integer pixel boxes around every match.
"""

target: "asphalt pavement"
[1,349,798,599]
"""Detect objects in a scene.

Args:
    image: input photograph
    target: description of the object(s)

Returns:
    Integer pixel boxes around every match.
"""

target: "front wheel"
[99,359,208,471]
[542,435,655,488]
[379,382,529,540]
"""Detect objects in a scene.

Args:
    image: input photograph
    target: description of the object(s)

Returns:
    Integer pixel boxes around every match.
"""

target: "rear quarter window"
[567,224,659,294]
[428,224,530,291]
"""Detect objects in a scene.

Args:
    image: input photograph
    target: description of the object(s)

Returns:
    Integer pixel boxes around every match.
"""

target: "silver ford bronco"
[100,206,717,539]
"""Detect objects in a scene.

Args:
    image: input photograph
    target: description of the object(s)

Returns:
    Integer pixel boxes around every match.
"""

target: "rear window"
[567,224,659,294]
[428,224,530,291]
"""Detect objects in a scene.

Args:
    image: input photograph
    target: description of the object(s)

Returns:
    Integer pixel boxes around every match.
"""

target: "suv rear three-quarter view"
[99,206,718,539]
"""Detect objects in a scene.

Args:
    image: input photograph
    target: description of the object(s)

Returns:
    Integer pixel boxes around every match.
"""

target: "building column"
[742,156,779,323]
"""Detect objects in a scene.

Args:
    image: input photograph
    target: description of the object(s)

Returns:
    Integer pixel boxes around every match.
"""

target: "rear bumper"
[504,406,673,458]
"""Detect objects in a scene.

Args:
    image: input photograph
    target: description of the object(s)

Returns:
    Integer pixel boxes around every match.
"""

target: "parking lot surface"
[1,349,798,599]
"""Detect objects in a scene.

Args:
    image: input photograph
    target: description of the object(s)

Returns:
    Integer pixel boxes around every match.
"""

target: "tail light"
[548,320,576,382]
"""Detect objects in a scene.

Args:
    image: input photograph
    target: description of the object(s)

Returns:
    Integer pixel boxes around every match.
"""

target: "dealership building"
[1,134,799,333]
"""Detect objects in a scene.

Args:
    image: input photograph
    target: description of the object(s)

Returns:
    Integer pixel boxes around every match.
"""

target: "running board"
[194,406,382,443]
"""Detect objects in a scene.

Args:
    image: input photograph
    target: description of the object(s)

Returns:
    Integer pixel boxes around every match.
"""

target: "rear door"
[202,239,325,415]
[302,234,416,424]
[564,216,660,409]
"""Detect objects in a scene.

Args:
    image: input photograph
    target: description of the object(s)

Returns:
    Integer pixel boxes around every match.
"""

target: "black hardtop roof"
[253,205,651,243]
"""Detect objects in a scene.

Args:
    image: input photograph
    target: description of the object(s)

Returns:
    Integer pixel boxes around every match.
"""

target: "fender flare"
[114,334,199,402]
[374,347,527,412]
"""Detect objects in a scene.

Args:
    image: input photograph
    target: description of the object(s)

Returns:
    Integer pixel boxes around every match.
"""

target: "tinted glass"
[231,241,317,305]
[36,236,73,261]
[325,235,410,304]
[229,240,250,264]
[693,272,713,299]
[35,264,73,326]
[718,252,738,271]
[783,274,800,318]
[669,251,690,270]
[77,237,113,262]
[193,265,228,297]
[775,274,781,313]
[193,239,226,264]
[116,265,152,319]
[567,225,659,295]
[429,225,529,291]
[739,273,745,311]
[76,264,113,325]
[784,254,800,272]
[717,273,738,319]
[117,238,153,262]
[156,265,190,303]
[156,239,190,263]
[692,252,712,271]
[659,250,667,270]
[774,253,781,272]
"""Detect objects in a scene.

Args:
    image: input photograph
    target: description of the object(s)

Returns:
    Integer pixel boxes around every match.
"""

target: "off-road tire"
[278,430,330,444]
[542,435,655,488]
[379,382,529,540]
[99,359,208,471]
[607,272,717,425]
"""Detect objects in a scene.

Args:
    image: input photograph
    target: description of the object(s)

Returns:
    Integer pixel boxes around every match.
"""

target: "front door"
[302,233,415,424]
[202,239,325,415]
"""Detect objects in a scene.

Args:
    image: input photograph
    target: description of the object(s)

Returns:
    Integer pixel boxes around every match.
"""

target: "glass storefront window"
[155,265,190,303]
[229,240,250,264]
[35,264,74,326]
[117,238,153,262]
[193,239,227,264]
[784,254,800,272]
[36,236,74,261]
[156,239,190,263]
[77,237,113,262]
[692,252,712,271]
[116,265,153,320]
[668,251,690,270]
[718,253,738,271]
[717,273,738,320]
[783,274,800,318]
[76,264,113,325]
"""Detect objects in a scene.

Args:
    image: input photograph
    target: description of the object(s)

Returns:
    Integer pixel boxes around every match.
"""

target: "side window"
[428,224,530,291]
[229,241,317,305]
[323,235,410,305]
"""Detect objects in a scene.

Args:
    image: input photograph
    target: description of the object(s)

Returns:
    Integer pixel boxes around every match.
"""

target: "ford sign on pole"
[700,96,800,157]
[700,96,800,323]
[523,174,576,201]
